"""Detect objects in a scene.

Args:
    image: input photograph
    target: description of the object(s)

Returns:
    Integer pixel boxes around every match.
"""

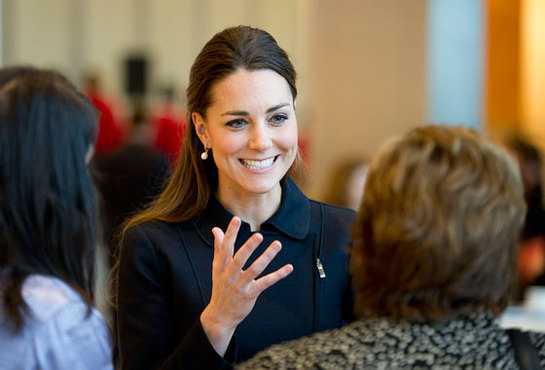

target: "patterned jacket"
[238,312,545,369]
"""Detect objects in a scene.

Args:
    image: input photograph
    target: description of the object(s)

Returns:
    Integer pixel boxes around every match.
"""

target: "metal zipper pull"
[316,258,326,279]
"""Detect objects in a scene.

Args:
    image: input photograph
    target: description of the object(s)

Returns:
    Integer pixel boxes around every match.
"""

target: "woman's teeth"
[241,157,275,170]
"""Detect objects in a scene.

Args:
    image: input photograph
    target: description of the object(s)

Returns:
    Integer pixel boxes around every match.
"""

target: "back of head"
[351,125,526,323]
[0,66,98,330]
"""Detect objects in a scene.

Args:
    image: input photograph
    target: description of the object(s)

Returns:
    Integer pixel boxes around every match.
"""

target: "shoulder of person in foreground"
[236,324,356,370]
[0,274,113,370]
[238,322,545,370]
[526,330,545,367]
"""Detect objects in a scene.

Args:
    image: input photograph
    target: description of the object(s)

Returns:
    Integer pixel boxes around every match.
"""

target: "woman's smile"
[239,156,278,171]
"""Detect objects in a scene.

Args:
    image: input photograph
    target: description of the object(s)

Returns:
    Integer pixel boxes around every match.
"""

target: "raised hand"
[200,216,294,356]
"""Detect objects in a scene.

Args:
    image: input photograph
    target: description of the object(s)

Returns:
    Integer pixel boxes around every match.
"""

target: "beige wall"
[306,0,427,199]
[3,0,74,76]
[2,0,304,97]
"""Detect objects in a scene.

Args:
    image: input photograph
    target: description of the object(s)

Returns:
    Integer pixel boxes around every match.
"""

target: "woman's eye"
[270,114,288,125]
[226,119,246,129]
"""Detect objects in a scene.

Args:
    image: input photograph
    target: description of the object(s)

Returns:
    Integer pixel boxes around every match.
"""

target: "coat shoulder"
[124,219,191,244]
[309,200,357,225]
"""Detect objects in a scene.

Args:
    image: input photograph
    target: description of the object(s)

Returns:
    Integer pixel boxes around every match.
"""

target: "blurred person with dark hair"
[0,66,113,369]
[92,100,170,365]
[504,135,545,298]
[92,100,170,257]
[239,126,545,369]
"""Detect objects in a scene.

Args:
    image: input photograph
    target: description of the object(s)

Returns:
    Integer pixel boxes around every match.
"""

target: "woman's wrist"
[200,307,236,357]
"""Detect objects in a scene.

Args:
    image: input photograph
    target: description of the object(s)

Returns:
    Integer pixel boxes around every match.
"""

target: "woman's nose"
[249,124,272,151]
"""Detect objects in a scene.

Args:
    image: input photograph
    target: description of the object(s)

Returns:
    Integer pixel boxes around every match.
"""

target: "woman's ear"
[192,112,209,146]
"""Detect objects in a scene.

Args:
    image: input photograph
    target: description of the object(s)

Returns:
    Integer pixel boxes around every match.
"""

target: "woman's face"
[193,68,298,199]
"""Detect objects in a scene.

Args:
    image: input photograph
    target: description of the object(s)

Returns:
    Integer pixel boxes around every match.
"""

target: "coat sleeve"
[116,225,235,370]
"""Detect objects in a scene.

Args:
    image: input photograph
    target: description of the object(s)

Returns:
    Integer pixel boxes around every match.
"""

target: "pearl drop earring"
[201,146,209,160]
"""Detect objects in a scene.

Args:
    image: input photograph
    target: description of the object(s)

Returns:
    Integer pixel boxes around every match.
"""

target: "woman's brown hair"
[350,125,526,323]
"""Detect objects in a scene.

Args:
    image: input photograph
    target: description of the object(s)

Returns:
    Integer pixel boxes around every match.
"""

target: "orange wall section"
[486,0,521,133]
[520,0,545,147]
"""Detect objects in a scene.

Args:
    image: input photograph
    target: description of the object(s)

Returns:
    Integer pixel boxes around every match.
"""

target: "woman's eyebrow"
[221,110,248,116]
[221,103,290,117]
[266,103,290,113]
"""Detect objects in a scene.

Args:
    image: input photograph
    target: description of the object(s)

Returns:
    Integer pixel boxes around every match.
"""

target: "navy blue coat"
[117,179,355,369]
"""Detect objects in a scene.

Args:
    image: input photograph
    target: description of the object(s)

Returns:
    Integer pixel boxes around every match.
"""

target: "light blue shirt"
[0,274,113,370]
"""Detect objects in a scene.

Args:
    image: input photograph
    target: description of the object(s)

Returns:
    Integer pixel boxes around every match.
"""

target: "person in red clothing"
[84,73,124,154]
[151,86,187,164]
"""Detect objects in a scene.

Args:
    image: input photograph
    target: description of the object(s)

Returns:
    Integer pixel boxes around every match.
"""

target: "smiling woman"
[114,25,355,369]
[193,69,299,230]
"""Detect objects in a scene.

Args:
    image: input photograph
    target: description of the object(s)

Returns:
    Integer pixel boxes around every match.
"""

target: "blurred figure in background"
[84,72,124,154]
[92,100,170,258]
[150,85,187,165]
[324,158,369,211]
[92,100,170,364]
[239,126,545,369]
[0,66,113,369]
[504,134,545,301]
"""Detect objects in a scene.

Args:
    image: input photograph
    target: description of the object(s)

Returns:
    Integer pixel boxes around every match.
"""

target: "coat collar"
[193,178,311,245]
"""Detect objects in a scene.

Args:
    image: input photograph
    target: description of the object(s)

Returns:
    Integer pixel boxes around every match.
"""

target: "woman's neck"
[216,184,282,231]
